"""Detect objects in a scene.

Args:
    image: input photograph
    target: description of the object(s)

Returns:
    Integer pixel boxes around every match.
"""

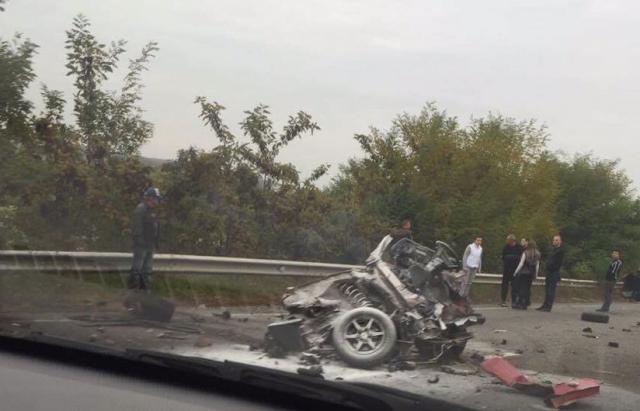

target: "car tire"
[581,312,609,324]
[332,307,397,369]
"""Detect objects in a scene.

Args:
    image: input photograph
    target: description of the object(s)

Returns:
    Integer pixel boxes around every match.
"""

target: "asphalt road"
[1,302,639,410]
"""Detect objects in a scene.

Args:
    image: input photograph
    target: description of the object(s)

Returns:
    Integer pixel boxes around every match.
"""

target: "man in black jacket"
[501,234,522,307]
[537,235,565,312]
[596,251,622,312]
[126,188,162,291]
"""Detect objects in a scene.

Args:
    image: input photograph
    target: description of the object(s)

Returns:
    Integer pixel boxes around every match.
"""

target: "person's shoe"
[596,308,609,312]
[500,302,508,307]
[536,306,550,312]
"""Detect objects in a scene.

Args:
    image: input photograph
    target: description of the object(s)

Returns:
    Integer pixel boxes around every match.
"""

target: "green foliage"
[65,14,158,166]
[1,16,638,280]
[331,104,558,271]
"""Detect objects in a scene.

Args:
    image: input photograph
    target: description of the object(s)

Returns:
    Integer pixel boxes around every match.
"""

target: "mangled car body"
[265,235,485,369]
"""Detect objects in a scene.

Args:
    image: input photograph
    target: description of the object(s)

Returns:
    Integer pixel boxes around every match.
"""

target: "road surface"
[1,302,639,410]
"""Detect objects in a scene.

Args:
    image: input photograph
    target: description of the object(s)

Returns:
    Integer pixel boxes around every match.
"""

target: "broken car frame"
[264,235,486,368]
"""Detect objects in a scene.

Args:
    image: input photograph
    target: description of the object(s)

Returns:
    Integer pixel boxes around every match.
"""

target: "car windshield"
[2,1,640,410]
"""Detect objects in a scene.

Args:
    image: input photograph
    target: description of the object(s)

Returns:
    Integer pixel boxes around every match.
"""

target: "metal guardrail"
[0,250,609,287]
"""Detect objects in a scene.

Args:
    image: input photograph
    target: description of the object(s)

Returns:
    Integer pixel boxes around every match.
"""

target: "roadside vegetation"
[2,15,639,280]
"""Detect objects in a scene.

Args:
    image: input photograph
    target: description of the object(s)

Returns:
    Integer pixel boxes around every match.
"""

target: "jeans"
[127,247,154,291]
[463,267,479,296]
[543,271,560,309]
[601,280,616,311]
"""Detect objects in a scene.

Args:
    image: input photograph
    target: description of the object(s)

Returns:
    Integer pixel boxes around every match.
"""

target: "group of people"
[498,234,565,311]
[126,196,625,314]
[461,234,564,311]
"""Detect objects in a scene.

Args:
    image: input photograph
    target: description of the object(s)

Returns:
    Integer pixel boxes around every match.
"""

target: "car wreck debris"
[263,235,485,369]
[427,375,440,384]
[296,365,324,378]
[581,312,609,324]
[441,364,478,376]
[582,327,592,333]
[608,342,619,348]
[481,357,600,408]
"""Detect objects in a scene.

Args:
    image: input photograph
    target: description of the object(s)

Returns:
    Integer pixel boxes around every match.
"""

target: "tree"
[553,155,640,278]
[331,104,559,271]
[65,14,158,168]
[158,98,331,259]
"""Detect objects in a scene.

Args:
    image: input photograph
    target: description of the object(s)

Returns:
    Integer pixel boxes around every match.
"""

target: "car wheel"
[332,307,397,369]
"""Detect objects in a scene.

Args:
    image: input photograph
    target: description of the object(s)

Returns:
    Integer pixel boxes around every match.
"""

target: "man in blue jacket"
[127,188,163,292]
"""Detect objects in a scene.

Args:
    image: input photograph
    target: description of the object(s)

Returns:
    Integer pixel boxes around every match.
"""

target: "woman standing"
[512,240,540,310]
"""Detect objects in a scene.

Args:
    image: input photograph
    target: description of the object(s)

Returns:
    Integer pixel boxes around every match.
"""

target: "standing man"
[536,235,564,312]
[390,219,413,244]
[127,187,163,292]
[501,234,522,307]
[596,250,622,313]
[462,236,483,297]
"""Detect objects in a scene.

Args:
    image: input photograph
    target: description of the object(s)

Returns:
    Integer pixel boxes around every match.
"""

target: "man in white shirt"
[462,237,483,297]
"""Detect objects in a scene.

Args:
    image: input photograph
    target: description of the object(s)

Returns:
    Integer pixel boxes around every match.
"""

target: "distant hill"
[140,157,172,167]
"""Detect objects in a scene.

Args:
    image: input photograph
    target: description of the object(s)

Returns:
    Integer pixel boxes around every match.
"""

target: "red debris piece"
[481,357,600,408]
[547,379,600,408]
[481,357,531,386]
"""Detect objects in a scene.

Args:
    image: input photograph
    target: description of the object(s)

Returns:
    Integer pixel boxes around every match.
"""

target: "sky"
[2,0,640,188]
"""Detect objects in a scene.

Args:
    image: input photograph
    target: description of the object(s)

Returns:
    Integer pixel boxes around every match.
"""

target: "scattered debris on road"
[300,352,322,366]
[194,336,213,348]
[89,334,97,342]
[190,314,205,323]
[608,342,619,348]
[481,357,600,408]
[104,338,116,346]
[582,327,592,333]
[581,312,609,324]
[583,334,599,339]
[296,365,324,378]
[427,375,440,384]
[470,352,486,363]
[536,348,546,354]
[156,331,189,340]
[622,328,631,332]
[493,329,507,333]
[213,311,232,320]
[546,379,601,408]
[441,364,477,376]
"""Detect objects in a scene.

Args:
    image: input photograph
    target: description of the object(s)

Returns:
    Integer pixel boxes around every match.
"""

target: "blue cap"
[143,187,164,200]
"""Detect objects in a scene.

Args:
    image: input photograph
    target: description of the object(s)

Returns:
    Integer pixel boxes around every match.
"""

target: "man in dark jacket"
[596,251,622,312]
[537,235,564,312]
[127,187,162,291]
[501,234,522,307]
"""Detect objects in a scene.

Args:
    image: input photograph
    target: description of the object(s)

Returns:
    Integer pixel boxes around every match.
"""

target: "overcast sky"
[2,0,640,188]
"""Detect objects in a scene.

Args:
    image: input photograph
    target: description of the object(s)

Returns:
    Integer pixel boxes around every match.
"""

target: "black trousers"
[514,274,532,308]
[501,271,516,303]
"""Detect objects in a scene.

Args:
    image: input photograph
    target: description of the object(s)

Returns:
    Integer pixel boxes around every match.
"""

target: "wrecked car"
[264,235,486,369]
